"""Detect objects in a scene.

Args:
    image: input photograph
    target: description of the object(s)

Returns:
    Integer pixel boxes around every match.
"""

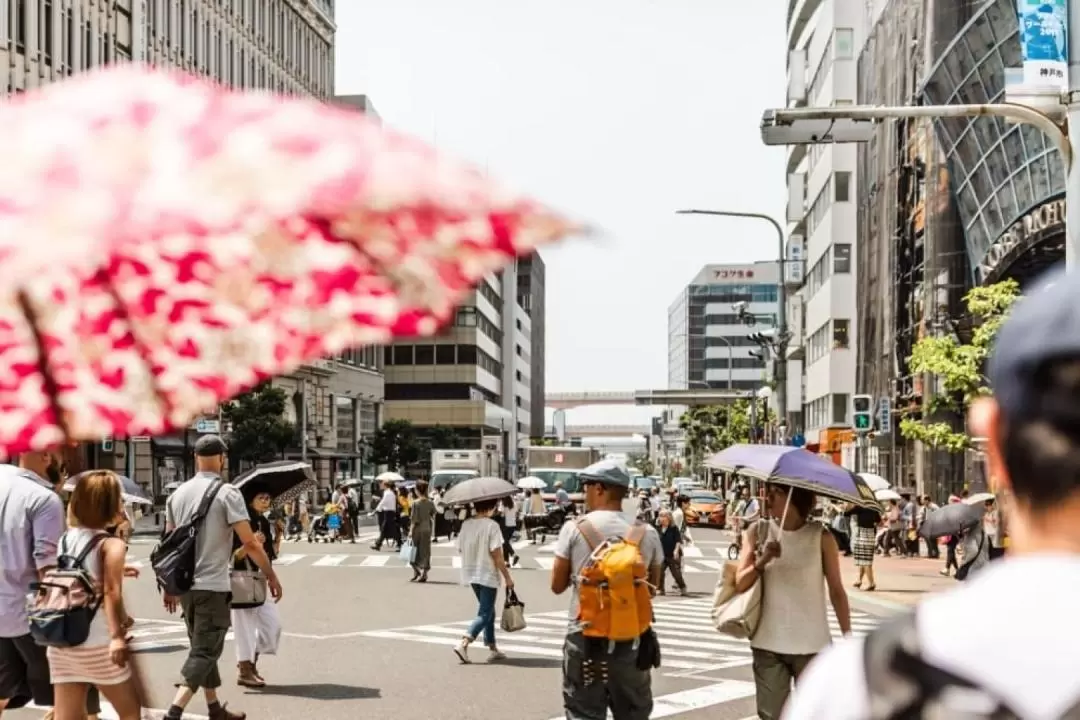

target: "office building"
[784,0,863,441]
[667,261,779,393]
[517,252,546,440]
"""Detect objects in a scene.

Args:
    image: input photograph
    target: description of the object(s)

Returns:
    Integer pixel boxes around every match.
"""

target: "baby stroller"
[307,514,338,543]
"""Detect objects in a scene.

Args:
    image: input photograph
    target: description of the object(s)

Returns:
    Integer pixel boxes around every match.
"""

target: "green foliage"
[370,418,422,471]
[220,383,294,466]
[678,400,774,469]
[901,280,1020,452]
[426,425,464,450]
[628,453,655,477]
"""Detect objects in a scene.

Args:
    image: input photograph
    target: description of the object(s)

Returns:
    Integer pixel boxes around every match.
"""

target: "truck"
[523,446,601,504]
[430,449,501,491]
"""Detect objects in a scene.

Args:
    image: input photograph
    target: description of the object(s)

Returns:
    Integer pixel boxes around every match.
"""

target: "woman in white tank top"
[734,483,852,719]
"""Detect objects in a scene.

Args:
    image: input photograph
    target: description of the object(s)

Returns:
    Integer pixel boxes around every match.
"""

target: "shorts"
[0,634,50,709]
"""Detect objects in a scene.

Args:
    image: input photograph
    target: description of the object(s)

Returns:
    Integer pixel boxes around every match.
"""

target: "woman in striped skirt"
[49,471,141,720]
[847,504,882,591]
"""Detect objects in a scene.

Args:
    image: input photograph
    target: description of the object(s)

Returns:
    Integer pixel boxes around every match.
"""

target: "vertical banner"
[1018,0,1070,91]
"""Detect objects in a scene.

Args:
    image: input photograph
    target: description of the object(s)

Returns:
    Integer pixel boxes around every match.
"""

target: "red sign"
[554,453,564,463]
[713,269,754,280]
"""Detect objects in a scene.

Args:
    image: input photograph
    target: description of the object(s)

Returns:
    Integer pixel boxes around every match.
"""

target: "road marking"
[538,540,559,553]
[511,539,532,550]
[534,556,555,570]
[451,556,462,568]
[27,702,208,720]
[435,539,456,548]
[274,553,307,565]
[360,555,390,567]
[543,679,757,720]
[696,560,726,571]
[682,545,704,558]
[312,554,348,567]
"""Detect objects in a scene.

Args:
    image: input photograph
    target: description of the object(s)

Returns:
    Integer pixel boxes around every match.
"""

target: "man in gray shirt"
[550,461,663,720]
[161,436,282,720]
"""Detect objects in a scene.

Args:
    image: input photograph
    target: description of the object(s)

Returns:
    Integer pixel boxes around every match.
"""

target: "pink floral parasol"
[0,67,580,456]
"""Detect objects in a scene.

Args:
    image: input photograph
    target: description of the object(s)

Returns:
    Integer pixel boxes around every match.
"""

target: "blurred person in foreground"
[784,268,1080,719]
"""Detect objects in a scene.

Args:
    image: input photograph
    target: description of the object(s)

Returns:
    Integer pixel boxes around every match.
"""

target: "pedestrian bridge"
[547,389,747,409]
[564,424,651,437]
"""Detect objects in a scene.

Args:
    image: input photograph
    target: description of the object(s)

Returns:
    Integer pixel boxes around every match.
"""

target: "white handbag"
[711,520,766,639]
[500,589,527,633]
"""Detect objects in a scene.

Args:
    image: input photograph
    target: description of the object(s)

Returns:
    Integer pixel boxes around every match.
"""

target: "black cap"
[988,267,1076,420]
[193,434,228,457]
[578,461,630,488]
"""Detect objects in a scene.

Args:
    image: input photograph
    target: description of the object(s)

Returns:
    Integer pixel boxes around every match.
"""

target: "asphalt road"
[11,525,891,720]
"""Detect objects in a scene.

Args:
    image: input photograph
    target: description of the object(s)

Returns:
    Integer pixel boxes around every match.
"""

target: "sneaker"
[453,639,471,664]
[488,649,507,662]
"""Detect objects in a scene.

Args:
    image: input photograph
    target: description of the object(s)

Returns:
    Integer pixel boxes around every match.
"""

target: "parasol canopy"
[442,476,518,507]
[516,476,547,490]
[376,471,404,483]
[706,444,879,509]
[919,502,985,540]
[858,472,890,492]
[62,471,152,506]
[232,460,316,506]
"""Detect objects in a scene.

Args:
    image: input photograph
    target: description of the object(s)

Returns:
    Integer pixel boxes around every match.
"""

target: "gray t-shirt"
[554,510,663,626]
[165,472,249,593]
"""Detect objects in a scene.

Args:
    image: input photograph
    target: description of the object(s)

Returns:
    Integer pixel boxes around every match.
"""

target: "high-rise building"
[785,0,863,442]
[2,0,335,98]
[667,261,779,393]
[517,252,546,440]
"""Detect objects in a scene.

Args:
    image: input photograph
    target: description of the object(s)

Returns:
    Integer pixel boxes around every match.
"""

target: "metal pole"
[300,379,308,463]
[1068,1,1080,269]
[676,210,788,431]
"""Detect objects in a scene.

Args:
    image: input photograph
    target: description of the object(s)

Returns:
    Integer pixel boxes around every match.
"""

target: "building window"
[834,172,851,202]
[414,345,434,365]
[835,28,854,59]
[457,344,478,365]
[393,345,413,365]
[831,393,850,424]
[454,307,477,326]
[833,243,852,273]
[435,345,455,365]
[515,344,523,357]
[833,319,850,349]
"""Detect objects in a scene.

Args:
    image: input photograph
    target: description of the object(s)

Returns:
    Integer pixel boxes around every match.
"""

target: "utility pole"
[300,378,308,463]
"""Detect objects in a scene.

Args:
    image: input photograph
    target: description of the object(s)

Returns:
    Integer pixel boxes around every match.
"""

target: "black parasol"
[233,461,316,506]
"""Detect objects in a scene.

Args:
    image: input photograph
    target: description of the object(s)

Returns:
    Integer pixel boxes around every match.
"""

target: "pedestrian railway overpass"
[564,424,651,437]
[546,389,747,409]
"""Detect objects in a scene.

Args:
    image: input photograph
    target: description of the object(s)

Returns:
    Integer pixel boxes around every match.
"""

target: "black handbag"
[150,481,223,595]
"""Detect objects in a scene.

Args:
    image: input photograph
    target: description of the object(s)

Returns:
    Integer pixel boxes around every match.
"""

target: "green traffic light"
[854,415,871,430]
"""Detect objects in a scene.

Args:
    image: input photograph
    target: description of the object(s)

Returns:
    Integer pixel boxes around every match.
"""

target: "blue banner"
[1018,0,1069,90]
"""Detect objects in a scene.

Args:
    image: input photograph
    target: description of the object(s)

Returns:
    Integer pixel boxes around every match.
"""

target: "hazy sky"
[337,1,787,424]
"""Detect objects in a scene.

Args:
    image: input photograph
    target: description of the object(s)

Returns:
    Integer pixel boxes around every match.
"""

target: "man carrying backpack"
[157,436,282,720]
[784,269,1080,719]
[550,461,663,720]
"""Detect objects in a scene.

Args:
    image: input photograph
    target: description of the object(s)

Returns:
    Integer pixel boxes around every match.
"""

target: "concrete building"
[785,0,863,442]
[517,252,546,440]
[0,0,340,493]
[667,261,779,393]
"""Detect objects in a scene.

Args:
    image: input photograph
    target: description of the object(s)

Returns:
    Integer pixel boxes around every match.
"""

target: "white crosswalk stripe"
[360,597,881,673]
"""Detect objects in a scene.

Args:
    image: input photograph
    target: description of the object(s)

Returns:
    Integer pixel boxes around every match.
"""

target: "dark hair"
[768,483,815,519]
[502,495,514,508]
[999,357,1080,511]
[474,498,499,513]
[416,481,429,496]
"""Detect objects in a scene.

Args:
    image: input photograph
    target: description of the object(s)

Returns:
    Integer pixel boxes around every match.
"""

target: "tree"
[426,425,464,450]
[370,418,422,471]
[899,279,1020,452]
[220,383,294,468]
[678,399,776,472]
[628,453,655,477]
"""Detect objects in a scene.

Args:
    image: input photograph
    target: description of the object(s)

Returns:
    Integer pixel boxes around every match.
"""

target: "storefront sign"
[1017,0,1069,91]
[979,197,1066,280]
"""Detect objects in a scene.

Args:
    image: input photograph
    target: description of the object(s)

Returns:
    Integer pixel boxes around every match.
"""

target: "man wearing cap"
[785,269,1080,718]
[550,461,663,720]
[161,436,282,720]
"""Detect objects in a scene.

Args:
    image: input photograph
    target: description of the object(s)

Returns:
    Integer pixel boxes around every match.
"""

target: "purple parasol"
[705,444,880,508]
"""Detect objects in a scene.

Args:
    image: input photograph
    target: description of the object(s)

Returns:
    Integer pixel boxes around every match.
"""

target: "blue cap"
[988,267,1077,418]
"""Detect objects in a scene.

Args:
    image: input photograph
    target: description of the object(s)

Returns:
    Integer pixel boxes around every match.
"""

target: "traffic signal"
[852,395,873,433]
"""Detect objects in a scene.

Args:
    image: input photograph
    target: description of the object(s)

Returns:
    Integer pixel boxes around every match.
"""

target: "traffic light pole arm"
[675,209,789,432]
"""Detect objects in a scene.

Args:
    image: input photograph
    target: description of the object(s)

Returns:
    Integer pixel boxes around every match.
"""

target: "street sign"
[878,397,891,434]
[194,419,220,434]
[101,436,114,451]
[851,395,873,433]
[131,436,151,442]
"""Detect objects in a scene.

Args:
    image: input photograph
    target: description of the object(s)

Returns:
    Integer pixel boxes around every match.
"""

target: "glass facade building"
[921,0,1065,285]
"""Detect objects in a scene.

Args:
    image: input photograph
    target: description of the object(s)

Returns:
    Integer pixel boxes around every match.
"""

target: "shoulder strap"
[192,480,224,524]
[576,517,604,550]
[624,521,646,545]
[72,532,110,568]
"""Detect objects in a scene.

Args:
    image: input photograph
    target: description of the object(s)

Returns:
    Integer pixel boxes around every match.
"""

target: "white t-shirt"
[784,555,1080,720]
[456,517,504,588]
[503,503,518,527]
[375,488,397,513]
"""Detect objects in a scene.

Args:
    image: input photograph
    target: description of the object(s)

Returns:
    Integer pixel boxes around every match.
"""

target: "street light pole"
[677,331,733,389]
[763,103,1075,267]
[676,210,789,432]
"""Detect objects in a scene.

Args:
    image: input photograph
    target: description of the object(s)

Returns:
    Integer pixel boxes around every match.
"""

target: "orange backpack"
[575,518,653,641]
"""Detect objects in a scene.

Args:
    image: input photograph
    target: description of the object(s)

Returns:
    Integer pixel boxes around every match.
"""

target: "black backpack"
[150,480,223,596]
[28,533,108,647]
[865,611,1080,719]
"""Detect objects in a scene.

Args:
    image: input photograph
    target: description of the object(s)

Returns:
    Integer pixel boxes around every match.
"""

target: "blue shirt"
[0,465,65,637]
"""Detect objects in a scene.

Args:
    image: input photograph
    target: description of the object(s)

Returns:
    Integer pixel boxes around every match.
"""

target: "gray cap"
[988,267,1076,419]
[578,460,631,488]
[193,434,228,457]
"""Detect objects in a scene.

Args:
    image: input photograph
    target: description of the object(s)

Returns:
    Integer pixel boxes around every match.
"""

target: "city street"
[12,527,889,720]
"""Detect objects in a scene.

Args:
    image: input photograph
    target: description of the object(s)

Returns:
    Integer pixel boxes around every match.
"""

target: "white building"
[785,0,862,442]
[667,261,779,393]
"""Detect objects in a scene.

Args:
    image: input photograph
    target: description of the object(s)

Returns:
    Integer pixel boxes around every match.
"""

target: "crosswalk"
[361,596,881,674]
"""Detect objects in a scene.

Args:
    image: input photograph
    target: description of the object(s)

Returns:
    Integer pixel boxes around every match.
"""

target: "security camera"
[732,301,748,314]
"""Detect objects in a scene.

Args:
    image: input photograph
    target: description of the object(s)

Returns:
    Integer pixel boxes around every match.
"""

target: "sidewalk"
[841,552,957,614]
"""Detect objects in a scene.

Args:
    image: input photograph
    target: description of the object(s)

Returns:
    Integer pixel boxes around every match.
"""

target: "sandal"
[865,585,876,591]
[852,582,862,589]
